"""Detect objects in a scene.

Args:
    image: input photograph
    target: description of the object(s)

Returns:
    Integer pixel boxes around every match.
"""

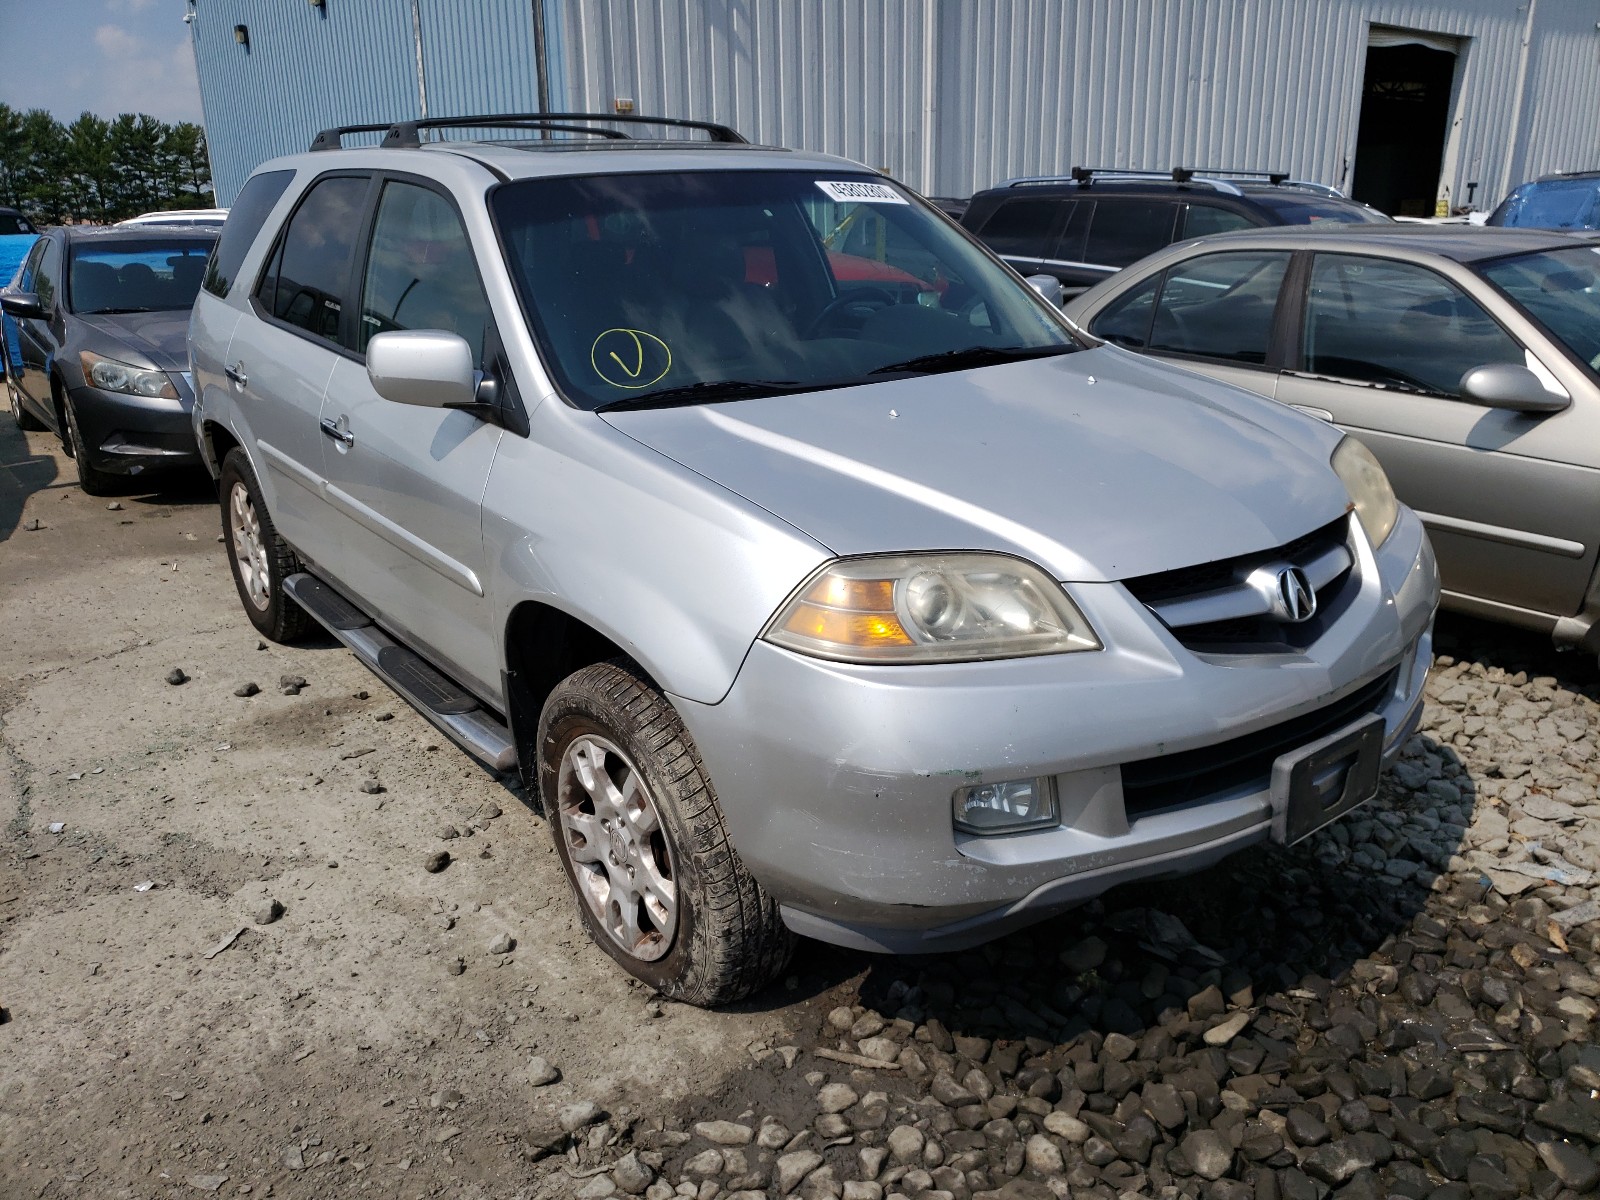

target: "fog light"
[953,777,1057,835]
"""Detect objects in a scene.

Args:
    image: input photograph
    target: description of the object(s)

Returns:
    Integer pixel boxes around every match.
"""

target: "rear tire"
[61,396,117,495]
[538,659,793,1006]
[8,379,44,431]
[219,447,309,642]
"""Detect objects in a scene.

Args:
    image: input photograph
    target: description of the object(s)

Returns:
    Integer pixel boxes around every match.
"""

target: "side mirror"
[1458,363,1570,415]
[0,290,45,319]
[366,330,476,408]
[1024,274,1065,308]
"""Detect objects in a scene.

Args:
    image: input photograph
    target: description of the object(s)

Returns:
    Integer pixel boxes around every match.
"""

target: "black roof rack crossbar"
[1065,166,1220,184]
[309,123,395,152]
[378,112,747,148]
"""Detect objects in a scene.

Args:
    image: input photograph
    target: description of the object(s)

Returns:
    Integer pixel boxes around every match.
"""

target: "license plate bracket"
[1270,712,1384,845]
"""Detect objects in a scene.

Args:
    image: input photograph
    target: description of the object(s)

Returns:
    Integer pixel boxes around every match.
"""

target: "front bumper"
[676,507,1438,954]
[69,381,200,475]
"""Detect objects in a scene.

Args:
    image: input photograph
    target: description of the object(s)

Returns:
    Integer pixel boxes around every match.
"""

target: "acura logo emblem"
[1276,567,1317,623]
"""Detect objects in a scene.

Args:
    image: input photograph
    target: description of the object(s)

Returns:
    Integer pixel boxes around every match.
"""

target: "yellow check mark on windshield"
[607,331,645,378]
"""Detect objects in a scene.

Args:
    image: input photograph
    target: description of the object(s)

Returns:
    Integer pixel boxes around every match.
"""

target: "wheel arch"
[199,418,241,480]
[503,599,637,788]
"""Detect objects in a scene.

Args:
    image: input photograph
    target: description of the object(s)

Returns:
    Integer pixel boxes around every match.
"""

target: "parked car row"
[0,124,1588,1005]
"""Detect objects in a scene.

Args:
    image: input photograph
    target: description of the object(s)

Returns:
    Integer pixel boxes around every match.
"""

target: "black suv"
[961,168,1389,296]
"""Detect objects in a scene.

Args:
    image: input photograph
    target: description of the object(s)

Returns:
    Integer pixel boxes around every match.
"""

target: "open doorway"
[1350,32,1459,216]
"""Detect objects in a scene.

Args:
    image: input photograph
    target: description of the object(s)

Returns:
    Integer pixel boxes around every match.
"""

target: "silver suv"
[189,113,1438,1005]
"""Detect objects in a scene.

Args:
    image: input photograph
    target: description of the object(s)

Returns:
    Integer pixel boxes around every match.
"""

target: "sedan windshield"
[1480,244,1600,374]
[489,170,1075,410]
[68,238,217,315]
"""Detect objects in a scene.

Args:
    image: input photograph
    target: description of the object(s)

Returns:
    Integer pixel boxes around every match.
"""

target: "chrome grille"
[1122,515,1357,652]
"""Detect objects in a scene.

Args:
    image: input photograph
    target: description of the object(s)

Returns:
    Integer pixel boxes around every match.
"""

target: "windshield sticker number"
[815,180,908,205]
[591,328,672,389]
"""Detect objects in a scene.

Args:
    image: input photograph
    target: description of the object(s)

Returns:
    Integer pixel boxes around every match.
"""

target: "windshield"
[0,213,33,236]
[1479,245,1600,374]
[1249,195,1391,225]
[1488,178,1600,230]
[68,238,217,314]
[489,170,1075,410]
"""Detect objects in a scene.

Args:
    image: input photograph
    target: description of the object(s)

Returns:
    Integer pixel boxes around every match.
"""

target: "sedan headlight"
[79,351,177,400]
[1331,437,1398,548]
[764,553,1101,664]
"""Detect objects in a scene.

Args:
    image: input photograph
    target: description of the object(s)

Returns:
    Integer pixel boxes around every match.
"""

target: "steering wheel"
[805,287,898,338]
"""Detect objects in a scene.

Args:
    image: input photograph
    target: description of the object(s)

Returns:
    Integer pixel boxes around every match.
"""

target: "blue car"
[0,206,40,382]
[1486,171,1600,231]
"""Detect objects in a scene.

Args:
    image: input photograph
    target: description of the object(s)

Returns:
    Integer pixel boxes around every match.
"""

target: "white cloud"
[0,3,202,126]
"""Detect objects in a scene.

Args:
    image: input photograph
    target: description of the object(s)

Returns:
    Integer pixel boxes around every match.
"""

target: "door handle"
[1290,404,1334,422]
[319,417,354,446]
[225,362,247,387]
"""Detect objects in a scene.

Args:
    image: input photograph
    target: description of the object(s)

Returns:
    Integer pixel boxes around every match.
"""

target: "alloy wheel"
[556,733,678,961]
[228,481,272,611]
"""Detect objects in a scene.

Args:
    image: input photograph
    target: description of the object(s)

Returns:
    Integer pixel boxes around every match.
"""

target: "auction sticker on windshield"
[816,180,907,205]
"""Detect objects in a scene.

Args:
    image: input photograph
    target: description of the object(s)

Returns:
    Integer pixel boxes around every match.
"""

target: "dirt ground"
[0,423,826,1199]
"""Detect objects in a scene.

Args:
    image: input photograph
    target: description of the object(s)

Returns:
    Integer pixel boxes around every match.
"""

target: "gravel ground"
[4,427,1600,1200]
[557,624,1600,1200]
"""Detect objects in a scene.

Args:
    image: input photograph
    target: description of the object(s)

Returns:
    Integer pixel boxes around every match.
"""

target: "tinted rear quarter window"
[976,198,1066,259]
[255,174,370,347]
[203,169,295,298]
[1181,205,1259,238]
[1084,200,1179,267]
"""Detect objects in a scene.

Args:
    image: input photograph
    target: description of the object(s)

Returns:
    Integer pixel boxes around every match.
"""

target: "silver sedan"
[1064,226,1600,656]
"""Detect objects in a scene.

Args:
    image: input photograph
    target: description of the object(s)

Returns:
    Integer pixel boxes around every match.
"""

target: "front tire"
[219,447,308,642]
[538,660,793,1006]
[61,396,117,495]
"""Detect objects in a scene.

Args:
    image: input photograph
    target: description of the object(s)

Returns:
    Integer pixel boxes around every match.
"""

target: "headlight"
[1331,437,1398,548]
[763,553,1101,664]
[79,351,177,399]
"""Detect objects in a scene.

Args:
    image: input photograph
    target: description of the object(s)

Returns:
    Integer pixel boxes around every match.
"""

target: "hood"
[601,348,1352,582]
[75,310,190,372]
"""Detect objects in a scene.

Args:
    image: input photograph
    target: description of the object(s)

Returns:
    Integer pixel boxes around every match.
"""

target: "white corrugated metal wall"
[547,0,1600,204]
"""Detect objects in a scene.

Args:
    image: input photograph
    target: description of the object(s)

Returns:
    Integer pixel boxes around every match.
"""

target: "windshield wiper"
[597,379,817,412]
[869,344,1075,376]
[84,306,164,315]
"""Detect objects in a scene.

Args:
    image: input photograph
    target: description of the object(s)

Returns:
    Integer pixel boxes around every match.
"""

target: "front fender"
[483,399,829,704]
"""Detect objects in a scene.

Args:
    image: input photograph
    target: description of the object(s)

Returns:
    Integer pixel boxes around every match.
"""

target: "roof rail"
[378,112,747,148]
[1193,168,1292,186]
[999,167,1243,196]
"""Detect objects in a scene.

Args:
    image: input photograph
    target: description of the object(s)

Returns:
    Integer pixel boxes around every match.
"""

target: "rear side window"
[256,174,370,347]
[976,199,1066,259]
[1148,251,1290,364]
[1181,205,1258,238]
[1084,200,1179,267]
[0,212,33,236]
[203,170,294,298]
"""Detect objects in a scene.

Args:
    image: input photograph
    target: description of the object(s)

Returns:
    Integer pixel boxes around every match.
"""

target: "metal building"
[188,0,1600,215]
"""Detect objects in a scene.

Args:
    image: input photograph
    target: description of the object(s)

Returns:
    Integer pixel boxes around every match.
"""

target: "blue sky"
[0,0,203,125]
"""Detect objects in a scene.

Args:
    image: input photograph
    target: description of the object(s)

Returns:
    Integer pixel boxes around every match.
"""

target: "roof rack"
[310,113,747,152]
[1000,167,1244,196]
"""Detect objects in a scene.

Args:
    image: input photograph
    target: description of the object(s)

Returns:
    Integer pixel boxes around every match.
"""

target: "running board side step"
[283,573,517,773]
